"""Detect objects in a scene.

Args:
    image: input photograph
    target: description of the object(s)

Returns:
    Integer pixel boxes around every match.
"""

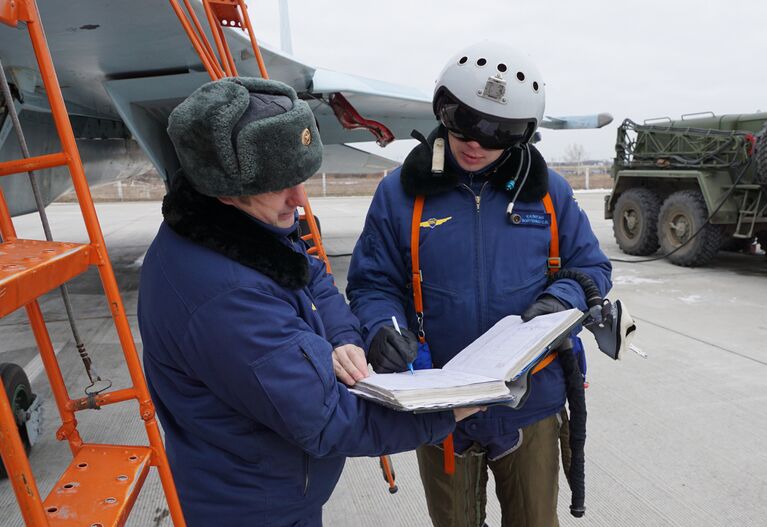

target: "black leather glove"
[521,295,569,322]
[368,325,418,373]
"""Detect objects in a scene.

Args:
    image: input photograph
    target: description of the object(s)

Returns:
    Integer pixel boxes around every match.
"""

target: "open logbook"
[350,309,585,411]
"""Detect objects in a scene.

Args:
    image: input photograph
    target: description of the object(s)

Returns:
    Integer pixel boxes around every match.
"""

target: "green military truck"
[604,113,767,266]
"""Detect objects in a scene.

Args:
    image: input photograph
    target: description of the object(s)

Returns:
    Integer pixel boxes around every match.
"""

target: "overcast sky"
[247,0,766,162]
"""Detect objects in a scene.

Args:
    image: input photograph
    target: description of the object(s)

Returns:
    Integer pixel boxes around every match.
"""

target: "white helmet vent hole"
[497,64,507,73]
[458,56,468,65]
[533,81,539,92]
[477,58,487,67]
[516,72,525,82]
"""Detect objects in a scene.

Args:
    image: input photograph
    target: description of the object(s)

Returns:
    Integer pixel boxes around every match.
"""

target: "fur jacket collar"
[400,126,549,202]
[162,172,309,290]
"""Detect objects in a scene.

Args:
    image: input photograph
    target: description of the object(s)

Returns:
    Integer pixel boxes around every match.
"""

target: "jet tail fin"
[278,0,293,55]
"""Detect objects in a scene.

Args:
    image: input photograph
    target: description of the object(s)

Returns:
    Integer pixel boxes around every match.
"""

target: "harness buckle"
[547,257,562,271]
[416,311,425,339]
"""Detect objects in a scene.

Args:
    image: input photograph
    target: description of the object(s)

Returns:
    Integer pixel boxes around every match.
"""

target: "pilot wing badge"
[420,216,453,229]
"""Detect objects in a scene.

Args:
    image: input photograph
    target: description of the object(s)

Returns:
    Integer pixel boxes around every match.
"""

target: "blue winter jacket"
[138,178,454,526]
[347,141,611,458]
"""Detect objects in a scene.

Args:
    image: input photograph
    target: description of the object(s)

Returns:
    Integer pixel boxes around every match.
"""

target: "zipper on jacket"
[467,173,482,211]
[459,181,489,334]
[303,452,310,495]
[476,182,488,332]
[460,183,485,211]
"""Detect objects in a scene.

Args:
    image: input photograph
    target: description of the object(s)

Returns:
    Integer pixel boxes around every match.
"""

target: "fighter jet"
[0,0,612,216]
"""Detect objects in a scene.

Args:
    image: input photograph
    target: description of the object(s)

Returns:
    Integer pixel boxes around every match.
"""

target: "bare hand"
[332,344,370,386]
[452,406,486,422]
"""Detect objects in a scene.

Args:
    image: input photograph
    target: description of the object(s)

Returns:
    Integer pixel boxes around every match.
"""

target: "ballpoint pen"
[391,316,415,375]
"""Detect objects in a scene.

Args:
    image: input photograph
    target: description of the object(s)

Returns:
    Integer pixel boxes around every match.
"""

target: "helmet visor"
[438,102,534,149]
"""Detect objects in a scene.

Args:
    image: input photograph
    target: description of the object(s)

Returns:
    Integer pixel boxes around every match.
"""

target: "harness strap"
[532,191,561,373]
[542,192,561,272]
[411,196,426,343]
[409,192,560,475]
[531,350,557,374]
[411,196,455,471]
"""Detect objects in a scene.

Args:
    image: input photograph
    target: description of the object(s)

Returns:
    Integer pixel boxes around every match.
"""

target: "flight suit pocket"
[250,333,339,442]
[297,334,337,404]
[421,281,461,321]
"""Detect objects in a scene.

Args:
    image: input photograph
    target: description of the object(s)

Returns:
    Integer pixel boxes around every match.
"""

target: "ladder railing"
[0,1,186,525]
[732,186,766,239]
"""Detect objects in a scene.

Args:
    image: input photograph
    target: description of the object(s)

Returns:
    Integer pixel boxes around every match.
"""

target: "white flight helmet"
[433,41,545,147]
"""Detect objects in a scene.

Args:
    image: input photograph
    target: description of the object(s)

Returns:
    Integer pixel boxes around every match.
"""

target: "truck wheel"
[612,188,661,255]
[0,363,34,479]
[658,190,722,267]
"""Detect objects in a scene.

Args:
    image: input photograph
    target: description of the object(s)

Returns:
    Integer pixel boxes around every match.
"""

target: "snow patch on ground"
[678,294,702,304]
[613,275,663,285]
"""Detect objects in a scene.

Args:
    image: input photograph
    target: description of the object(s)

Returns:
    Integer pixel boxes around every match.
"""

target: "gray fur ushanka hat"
[167,77,323,197]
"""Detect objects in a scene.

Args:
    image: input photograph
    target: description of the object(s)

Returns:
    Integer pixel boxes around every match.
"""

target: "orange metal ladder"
[0,1,186,525]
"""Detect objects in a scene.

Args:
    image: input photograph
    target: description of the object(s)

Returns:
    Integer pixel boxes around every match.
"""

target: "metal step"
[0,239,93,317]
[42,444,152,527]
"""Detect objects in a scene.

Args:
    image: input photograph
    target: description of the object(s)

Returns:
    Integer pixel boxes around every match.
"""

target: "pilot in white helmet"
[347,41,612,527]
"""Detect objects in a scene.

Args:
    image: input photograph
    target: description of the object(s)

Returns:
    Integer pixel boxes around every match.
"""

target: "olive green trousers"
[416,413,563,527]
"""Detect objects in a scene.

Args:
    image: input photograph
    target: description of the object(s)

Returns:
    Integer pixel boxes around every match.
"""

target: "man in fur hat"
[138,77,478,527]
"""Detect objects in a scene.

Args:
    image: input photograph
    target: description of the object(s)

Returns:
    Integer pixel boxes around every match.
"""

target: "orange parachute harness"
[409,192,560,474]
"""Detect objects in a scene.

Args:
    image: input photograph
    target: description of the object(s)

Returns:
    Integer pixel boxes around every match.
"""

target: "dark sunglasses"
[438,102,533,149]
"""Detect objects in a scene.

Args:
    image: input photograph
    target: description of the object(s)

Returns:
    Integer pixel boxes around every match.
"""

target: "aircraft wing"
[309,68,436,145]
[541,113,614,130]
[318,144,400,174]
[2,1,437,176]
[0,0,440,214]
